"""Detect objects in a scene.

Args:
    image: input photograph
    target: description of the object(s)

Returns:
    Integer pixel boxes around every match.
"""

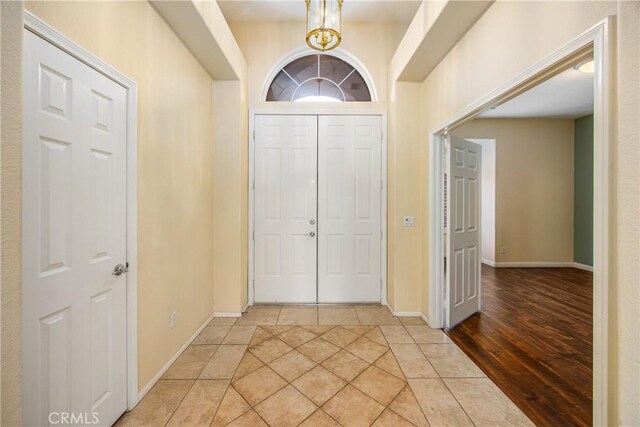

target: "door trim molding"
[248,107,388,307]
[24,11,140,410]
[426,17,612,425]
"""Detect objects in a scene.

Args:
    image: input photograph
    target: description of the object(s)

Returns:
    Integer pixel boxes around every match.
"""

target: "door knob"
[309,231,316,237]
[309,219,316,225]
[112,263,129,276]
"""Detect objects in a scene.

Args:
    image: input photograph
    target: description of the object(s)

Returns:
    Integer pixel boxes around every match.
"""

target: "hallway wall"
[416,1,639,424]
[24,0,217,393]
[453,118,575,265]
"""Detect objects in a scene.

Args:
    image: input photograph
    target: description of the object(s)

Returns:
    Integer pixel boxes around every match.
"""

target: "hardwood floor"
[446,265,593,427]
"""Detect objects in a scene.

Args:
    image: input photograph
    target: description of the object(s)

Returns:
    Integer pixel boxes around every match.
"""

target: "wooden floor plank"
[446,266,593,427]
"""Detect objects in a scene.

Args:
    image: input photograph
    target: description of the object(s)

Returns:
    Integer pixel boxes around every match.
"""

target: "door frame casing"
[248,104,388,307]
[24,11,140,410]
[426,17,612,425]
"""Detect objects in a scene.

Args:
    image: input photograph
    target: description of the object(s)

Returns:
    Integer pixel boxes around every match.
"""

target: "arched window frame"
[261,47,378,102]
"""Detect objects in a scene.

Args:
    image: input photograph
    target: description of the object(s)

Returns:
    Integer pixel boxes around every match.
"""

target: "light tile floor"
[116,306,534,427]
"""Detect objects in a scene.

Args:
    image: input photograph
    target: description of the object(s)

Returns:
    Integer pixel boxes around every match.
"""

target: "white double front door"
[254,115,383,303]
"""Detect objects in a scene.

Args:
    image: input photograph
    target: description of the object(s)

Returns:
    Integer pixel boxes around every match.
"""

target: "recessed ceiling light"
[574,59,594,73]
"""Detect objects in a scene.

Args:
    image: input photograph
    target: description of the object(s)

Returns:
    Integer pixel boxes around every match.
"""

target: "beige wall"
[213,80,248,313]
[229,21,406,105]
[1,2,24,425]
[453,119,575,264]
[409,1,638,423]
[387,81,424,313]
[24,0,217,392]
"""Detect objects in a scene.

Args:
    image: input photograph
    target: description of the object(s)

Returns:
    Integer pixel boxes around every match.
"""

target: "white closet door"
[446,136,482,327]
[254,115,318,303]
[318,116,382,303]
[23,30,128,426]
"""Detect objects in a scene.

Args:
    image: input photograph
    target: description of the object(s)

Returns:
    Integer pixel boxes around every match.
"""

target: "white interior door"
[318,116,382,303]
[446,136,482,327]
[23,30,128,426]
[254,115,318,303]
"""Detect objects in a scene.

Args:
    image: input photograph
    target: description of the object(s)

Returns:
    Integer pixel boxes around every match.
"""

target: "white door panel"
[318,116,382,303]
[254,115,318,303]
[447,136,481,327]
[23,30,128,426]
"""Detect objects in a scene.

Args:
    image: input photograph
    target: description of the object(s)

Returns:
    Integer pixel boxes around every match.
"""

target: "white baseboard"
[393,311,423,317]
[137,311,215,402]
[213,311,243,318]
[573,262,594,272]
[489,261,593,271]
[492,262,575,268]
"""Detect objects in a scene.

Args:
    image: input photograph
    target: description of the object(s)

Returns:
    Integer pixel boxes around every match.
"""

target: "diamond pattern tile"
[365,327,390,347]
[346,336,388,363]
[269,350,317,382]
[249,337,293,364]
[233,351,265,381]
[374,350,406,380]
[127,306,523,427]
[232,366,287,406]
[262,325,294,335]
[278,326,317,348]
[302,325,335,336]
[297,337,341,363]
[299,409,341,427]
[343,325,376,335]
[321,326,361,348]
[322,385,386,426]
[248,327,273,348]
[292,365,347,406]
[226,410,267,426]
[254,385,317,426]
[210,386,251,427]
[351,365,406,406]
[321,350,370,382]
[372,409,415,426]
[387,385,429,427]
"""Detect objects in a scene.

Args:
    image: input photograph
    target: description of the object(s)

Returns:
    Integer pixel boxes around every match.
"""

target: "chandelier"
[305,0,343,52]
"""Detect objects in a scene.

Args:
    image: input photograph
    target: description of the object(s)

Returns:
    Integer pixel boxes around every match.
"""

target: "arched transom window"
[267,53,372,102]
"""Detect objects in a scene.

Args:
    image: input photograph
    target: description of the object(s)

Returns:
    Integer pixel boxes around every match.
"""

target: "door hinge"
[252,179,255,189]
[253,130,256,140]
[381,131,384,142]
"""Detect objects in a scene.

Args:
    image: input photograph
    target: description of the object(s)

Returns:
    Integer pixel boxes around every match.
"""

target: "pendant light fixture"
[305,0,343,52]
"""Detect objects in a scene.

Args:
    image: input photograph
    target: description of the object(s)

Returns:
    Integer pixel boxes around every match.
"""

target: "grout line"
[384,400,420,426]
[162,378,198,426]
[440,377,478,427]
[209,384,251,427]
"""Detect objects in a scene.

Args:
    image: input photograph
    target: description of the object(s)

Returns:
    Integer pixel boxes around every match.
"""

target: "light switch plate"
[403,216,415,227]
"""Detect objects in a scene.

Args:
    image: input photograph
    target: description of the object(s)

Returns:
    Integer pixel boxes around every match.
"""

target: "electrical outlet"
[501,246,507,255]
[170,311,177,329]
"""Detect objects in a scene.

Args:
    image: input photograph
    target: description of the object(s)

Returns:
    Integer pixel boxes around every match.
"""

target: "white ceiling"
[479,66,594,119]
[217,0,422,23]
